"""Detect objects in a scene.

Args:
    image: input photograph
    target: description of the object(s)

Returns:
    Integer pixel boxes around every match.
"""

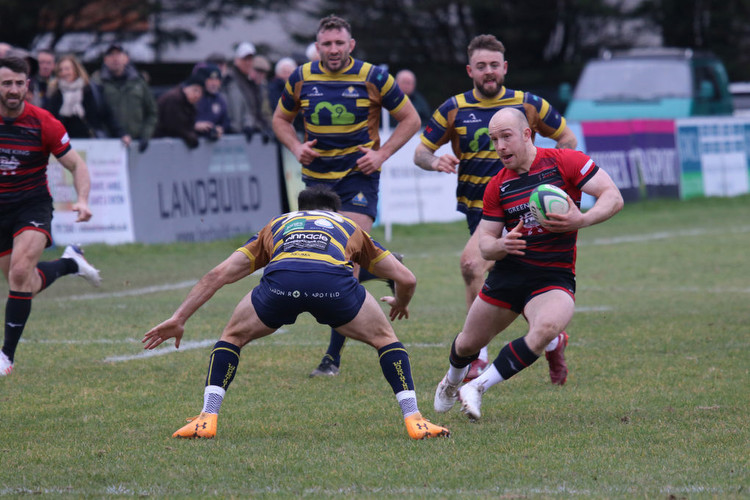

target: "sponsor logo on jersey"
[0,155,20,172]
[61,133,70,145]
[314,218,334,228]
[283,220,306,234]
[307,86,324,97]
[462,113,483,124]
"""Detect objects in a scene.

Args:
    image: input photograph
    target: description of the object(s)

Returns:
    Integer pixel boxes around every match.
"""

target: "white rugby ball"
[528,184,569,222]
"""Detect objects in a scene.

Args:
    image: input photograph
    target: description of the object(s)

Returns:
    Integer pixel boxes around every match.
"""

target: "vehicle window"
[573,59,691,100]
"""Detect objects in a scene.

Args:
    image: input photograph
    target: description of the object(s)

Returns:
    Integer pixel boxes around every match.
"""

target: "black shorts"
[0,198,54,256]
[479,260,576,314]
[250,269,367,329]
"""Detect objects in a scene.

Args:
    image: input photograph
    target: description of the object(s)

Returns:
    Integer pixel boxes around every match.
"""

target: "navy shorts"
[479,260,576,314]
[305,172,379,220]
[466,210,482,235]
[251,269,367,329]
[0,198,54,256]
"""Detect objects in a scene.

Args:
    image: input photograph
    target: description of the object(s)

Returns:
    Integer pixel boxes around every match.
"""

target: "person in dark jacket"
[192,62,230,141]
[153,72,206,149]
[92,44,157,152]
[45,54,127,141]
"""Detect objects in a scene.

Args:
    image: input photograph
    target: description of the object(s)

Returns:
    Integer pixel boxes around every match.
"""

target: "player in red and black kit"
[434,107,623,421]
[0,57,101,376]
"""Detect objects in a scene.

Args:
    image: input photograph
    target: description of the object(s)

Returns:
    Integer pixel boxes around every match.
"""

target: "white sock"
[467,363,503,391]
[396,390,419,418]
[545,334,560,352]
[446,364,469,385]
[479,346,489,362]
[202,385,226,414]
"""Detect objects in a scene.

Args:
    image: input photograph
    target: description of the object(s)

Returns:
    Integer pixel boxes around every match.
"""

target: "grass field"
[1,195,748,498]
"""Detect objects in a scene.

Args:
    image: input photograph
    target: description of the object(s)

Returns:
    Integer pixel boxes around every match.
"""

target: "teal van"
[565,48,734,121]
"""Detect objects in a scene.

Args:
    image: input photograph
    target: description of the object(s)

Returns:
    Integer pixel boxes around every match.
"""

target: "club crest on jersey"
[342,86,360,98]
[0,155,20,172]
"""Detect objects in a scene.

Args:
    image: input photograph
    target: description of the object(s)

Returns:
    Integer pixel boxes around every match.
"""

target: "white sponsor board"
[47,139,135,245]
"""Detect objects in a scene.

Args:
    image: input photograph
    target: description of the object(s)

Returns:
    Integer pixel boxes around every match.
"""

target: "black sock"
[3,291,33,362]
[204,340,241,389]
[449,336,479,369]
[493,337,539,380]
[324,328,346,366]
[377,342,415,394]
[37,259,77,291]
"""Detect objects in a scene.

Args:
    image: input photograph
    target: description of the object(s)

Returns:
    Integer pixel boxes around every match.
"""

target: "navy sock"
[377,342,415,394]
[449,336,479,369]
[3,291,33,362]
[205,341,241,389]
[37,258,77,292]
[324,328,346,366]
[493,337,539,380]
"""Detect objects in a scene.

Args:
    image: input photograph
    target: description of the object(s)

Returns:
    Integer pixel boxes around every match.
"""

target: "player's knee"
[8,264,37,289]
[459,255,484,284]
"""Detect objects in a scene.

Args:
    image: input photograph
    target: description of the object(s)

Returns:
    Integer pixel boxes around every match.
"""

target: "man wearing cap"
[92,44,157,152]
[193,62,230,141]
[222,42,272,141]
[153,70,206,149]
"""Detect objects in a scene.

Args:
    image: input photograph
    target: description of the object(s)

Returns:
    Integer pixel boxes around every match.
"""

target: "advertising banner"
[128,135,282,244]
[676,117,750,198]
[47,139,135,245]
[581,120,680,202]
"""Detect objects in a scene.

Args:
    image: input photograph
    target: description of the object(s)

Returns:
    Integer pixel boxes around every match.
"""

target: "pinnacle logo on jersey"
[469,127,494,152]
[342,86,360,98]
[283,220,306,234]
[286,232,330,242]
[352,192,368,207]
[310,101,355,125]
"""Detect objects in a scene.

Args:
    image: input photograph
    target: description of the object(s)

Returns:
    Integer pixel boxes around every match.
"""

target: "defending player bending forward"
[434,108,623,421]
[143,186,450,440]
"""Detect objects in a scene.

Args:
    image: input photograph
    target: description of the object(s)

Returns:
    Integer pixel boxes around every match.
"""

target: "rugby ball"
[528,184,569,222]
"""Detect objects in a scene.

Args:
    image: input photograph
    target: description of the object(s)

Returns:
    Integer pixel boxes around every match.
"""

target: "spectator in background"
[45,54,127,141]
[206,52,229,78]
[92,44,157,153]
[0,43,11,58]
[268,57,296,111]
[154,70,207,149]
[305,42,320,62]
[193,62,230,141]
[30,49,55,107]
[389,69,432,128]
[222,42,272,142]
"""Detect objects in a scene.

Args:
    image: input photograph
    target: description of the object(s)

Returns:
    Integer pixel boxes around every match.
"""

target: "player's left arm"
[371,253,417,321]
[142,252,253,349]
[356,100,420,175]
[545,169,624,231]
[57,149,92,222]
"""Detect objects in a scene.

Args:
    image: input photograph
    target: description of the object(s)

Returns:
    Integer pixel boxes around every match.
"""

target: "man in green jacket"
[92,44,157,152]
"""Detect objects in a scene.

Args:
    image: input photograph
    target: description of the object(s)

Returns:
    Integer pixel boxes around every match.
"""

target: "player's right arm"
[371,253,417,321]
[413,142,459,174]
[142,251,254,349]
[477,218,526,261]
[271,106,320,166]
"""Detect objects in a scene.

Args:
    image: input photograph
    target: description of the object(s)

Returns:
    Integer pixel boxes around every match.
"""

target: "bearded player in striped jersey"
[143,186,450,440]
[434,108,623,421]
[0,57,101,377]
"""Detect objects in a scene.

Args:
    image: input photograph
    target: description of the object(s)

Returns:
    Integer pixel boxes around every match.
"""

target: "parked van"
[565,48,734,121]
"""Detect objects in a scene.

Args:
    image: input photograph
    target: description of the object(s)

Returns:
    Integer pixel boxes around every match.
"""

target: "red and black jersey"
[0,102,71,205]
[482,148,599,273]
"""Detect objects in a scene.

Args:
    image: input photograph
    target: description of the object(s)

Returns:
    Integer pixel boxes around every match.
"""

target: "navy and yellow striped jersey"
[420,87,566,217]
[237,209,391,275]
[277,58,408,182]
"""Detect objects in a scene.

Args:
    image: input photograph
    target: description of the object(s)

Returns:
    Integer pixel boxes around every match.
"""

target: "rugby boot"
[404,412,450,440]
[173,412,218,438]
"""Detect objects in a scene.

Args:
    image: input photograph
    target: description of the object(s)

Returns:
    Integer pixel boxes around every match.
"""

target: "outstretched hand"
[142,317,185,350]
[380,296,409,321]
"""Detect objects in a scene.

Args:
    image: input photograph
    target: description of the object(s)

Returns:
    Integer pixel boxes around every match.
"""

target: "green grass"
[1,195,748,498]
